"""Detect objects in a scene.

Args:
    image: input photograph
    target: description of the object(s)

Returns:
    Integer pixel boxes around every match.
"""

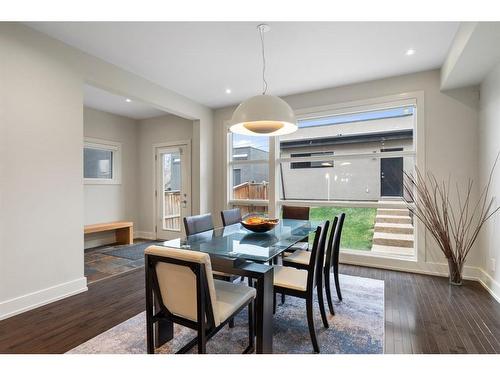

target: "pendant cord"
[259,26,268,95]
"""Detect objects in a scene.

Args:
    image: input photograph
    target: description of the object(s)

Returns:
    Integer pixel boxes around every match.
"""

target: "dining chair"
[272,220,330,353]
[183,212,241,327]
[324,213,345,314]
[283,213,345,315]
[145,246,256,354]
[183,213,214,236]
[221,208,242,227]
[282,205,311,252]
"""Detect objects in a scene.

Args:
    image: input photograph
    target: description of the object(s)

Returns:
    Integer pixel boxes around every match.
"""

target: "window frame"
[290,151,335,169]
[223,91,425,262]
[84,137,122,185]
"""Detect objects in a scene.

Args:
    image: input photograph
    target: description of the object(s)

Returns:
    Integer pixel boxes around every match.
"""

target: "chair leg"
[281,293,285,305]
[333,264,342,301]
[316,274,329,329]
[229,318,235,328]
[197,328,206,354]
[146,312,155,354]
[324,268,335,315]
[306,298,320,353]
[247,301,254,352]
[273,291,277,314]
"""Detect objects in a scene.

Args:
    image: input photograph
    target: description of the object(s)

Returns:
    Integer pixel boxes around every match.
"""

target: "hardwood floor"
[0,265,499,354]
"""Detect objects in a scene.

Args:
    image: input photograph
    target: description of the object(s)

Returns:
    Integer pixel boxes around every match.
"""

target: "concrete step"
[374,223,414,234]
[371,244,415,257]
[373,232,414,248]
[375,215,412,224]
[377,208,411,216]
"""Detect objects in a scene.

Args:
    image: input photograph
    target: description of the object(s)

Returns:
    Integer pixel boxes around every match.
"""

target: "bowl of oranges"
[240,216,280,233]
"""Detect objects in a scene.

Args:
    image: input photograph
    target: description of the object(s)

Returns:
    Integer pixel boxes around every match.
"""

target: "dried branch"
[403,152,500,275]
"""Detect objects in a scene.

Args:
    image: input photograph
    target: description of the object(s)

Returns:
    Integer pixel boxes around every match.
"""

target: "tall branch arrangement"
[403,153,500,284]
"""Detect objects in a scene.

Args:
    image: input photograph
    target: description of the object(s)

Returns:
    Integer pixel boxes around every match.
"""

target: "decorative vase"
[447,258,463,286]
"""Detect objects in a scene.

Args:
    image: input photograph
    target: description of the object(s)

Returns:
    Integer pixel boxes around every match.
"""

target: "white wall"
[0,23,213,320]
[213,69,481,277]
[137,114,194,237]
[0,25,87,318]
[478,63,500,299]
[83,107,139,248]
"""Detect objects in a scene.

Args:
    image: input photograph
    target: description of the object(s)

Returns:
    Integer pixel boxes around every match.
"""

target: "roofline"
[280,129,413,149]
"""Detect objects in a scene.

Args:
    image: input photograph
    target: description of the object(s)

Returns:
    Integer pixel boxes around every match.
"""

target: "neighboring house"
[280,113,414,201]
[232,146,269,186]
[233,111,415,202]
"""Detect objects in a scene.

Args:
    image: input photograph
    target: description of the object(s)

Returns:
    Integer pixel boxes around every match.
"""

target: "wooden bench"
[84,221,134,245]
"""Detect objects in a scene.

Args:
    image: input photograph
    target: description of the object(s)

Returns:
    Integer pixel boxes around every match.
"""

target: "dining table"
[152,218,322,354]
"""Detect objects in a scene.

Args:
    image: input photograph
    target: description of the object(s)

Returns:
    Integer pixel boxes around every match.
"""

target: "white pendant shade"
[229,95,297,136]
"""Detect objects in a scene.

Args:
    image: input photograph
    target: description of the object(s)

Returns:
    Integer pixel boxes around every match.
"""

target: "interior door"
[156,144,191,240]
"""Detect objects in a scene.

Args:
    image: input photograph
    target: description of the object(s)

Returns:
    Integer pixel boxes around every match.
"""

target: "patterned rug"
[68,274,384,354]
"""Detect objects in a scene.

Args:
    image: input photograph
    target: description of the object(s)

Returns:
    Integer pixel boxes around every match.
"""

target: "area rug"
[103,241,164,260]
[68,274,384,354]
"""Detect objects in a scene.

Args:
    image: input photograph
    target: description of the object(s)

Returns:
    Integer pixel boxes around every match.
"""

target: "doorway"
[380,148,403,197]
[155,143,191,239]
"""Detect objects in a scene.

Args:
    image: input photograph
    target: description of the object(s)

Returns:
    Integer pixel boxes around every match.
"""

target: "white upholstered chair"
[145,245,256,354]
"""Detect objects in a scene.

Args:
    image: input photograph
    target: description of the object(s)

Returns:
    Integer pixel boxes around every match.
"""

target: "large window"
[228,133,270,213]
[84,138,121,184]
[278,103,416,258]
[225,98,419,259]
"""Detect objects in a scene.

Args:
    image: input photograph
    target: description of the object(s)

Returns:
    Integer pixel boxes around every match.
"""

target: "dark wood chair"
[283,213,345,315]
[282,205,310,220]
[145,246,255,354]
[183,213,214,236]
[282,205,310,252]
[324,213,345,314]
[272,220,330,353]
[221,208,242,227]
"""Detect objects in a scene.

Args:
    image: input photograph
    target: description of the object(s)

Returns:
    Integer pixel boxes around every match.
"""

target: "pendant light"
[229,24,297,136]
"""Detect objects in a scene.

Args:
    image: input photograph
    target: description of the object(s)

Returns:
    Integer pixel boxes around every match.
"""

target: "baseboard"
[134,231,156,240]
[0,277,88,321]
[475,268,500,303]
[340,256,500,303]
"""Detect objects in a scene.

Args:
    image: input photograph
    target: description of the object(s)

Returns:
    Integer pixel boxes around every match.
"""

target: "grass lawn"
[309,206,377,251]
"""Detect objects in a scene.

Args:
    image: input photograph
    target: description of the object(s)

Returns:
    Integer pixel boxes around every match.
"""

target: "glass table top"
[160,219,321,263]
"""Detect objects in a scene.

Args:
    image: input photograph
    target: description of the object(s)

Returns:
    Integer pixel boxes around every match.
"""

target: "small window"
[84,138,121,184]
[290,151,334,169]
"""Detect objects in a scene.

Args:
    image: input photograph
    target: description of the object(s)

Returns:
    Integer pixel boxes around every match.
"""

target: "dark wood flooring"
[0,265,499,354]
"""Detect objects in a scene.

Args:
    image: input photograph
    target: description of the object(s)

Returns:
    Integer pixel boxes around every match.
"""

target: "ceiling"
[29,22,459,109]
[83,84,167,119]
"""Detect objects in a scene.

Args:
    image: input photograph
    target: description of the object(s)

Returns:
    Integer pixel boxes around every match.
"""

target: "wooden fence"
[233,182,268,200]
[232,182,268,215]
[163,191,181,229]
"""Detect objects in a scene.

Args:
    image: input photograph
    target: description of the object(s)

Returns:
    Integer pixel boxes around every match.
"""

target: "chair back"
[306,220,330,292]
[145,246,220,327]
[282,205,310,220]
[184,213,214,236]
[221,208,242,227]
[325,213,345,271]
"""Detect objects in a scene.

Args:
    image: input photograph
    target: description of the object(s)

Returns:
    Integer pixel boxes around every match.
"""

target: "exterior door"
[381,148,403,197]
[156,144,191,240]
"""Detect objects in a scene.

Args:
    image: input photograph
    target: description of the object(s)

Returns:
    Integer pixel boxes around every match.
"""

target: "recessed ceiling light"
[125,98,132,103]
[225,88,232,94]
[406,49,416,56]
